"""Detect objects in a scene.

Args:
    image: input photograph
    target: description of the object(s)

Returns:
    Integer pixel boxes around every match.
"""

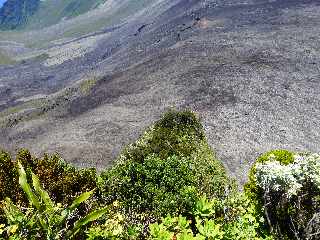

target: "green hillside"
[0,0,39,30]
[26,0,106,29]
[0,0,106,30]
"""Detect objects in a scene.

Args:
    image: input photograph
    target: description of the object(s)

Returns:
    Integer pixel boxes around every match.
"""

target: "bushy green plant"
[98,110,231,228]
[86,200,142,240]
[86,211,141,240]
[0,151,15,201]
[149,194,273,240]
[149,215,196,240]
[1,148,99,199]
[0,149,98,224]
[18,150,98,205]
[0,150,26,223]
[101,154,201,217]
[2,162,107,239]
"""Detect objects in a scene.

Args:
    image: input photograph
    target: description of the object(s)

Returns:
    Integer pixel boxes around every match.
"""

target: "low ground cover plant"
[149,193,273,240]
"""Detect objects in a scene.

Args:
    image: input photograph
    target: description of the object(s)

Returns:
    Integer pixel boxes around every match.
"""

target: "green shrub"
[149,194,273,240]
[116,109,207,163]
[86,212,141,240]
[0,149,98,224]
[2,162,107,239]
[0,150,26,223]
[100,155,200,217]
[85,198,143,240]
[31,153,98,205]
[98,110,232,233]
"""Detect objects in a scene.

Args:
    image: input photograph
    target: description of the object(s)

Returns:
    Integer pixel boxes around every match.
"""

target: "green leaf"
[194,196,215,217]
[61,190,94,221]
[177,216,190,230]
[32,172,54,210]
[17,162,41,210]
[3,198,24,224]
[177,231,196,240]
[69,190,94,212]
[66,207,108,238]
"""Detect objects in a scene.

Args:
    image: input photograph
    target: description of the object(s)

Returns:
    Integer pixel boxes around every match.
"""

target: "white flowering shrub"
[295,153,320,187]
[252,152,320,239]
[255,153,320,198]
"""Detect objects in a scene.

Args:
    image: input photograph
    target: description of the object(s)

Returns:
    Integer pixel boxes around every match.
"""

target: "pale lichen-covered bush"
[256,153,320,198]
[244,150,295,211]
[250,152,320,239]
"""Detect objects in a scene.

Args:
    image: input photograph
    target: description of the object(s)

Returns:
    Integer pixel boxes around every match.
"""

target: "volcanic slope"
[0,0,320,183]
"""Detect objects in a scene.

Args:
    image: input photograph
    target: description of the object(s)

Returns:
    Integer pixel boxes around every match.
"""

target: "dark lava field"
[0,0,319,183]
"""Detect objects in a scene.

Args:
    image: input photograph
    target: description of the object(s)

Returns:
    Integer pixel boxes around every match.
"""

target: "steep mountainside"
[0,0,6,8]
[0,0,106,30]
[0,0,39,29]
[0,0,320,183]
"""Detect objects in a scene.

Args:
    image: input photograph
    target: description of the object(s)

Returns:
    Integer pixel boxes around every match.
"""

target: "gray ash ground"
[0,0,320,184]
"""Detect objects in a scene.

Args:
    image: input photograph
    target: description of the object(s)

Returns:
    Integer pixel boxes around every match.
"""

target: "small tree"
[98,110,232,234]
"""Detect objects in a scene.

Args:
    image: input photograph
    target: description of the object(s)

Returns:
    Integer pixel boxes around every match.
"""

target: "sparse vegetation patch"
[0,51,15,65]
[80,78,97,95]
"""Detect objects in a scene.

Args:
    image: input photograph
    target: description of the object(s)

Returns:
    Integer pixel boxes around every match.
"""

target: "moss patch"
[0,51,15,65]
[79,78,97,95]
[0,99,45,118]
